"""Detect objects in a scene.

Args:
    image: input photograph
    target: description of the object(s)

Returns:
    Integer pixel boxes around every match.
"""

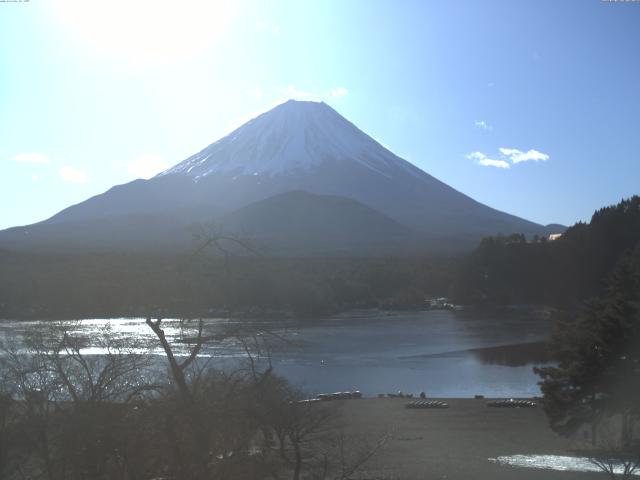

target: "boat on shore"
[425,297,461,310]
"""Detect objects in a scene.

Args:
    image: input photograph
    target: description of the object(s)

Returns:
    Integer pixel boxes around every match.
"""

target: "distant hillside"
[0,251,456,319]
[220,190,423,255]
[453,196,640,307]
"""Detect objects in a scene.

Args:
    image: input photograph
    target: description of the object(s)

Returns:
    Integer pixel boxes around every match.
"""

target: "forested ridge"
[453,196,640,308]
[0,252,455,319]
[1,196,638,320]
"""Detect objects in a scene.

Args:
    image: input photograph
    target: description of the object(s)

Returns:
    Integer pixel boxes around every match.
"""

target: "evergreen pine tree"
[535,245,640,446]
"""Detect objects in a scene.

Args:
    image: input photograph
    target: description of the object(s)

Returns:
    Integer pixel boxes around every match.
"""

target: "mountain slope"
[153,100,545,237]
[0,100,559,254]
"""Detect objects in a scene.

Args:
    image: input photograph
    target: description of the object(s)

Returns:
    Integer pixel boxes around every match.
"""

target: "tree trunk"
[292,440,302,480]
[621,411,632,448]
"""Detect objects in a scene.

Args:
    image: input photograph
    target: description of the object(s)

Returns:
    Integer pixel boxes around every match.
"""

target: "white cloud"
[466,151,486,162]
[125,154,170,179]
[12,152,49,164]
[329,86,349,98]
[474,120,492,131]
[499,147,549,164]
[468,147,549,169]
[479,158,510,168]
[31,174,40,182]
[466,151,510,169]
[59,166,88,183]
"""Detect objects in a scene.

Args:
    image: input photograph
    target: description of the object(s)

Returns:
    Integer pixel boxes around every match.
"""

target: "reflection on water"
[491,454,640,476]
[412,341,552,367]
[0,309,552,398]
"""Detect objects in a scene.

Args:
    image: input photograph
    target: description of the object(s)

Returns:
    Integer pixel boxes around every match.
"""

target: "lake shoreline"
[0,302,559,322]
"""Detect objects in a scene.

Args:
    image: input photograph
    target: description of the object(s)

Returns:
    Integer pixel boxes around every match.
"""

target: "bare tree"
[590,454,640,480]
[586,416,640,480]
[143,315,389,480]
[0,317,388,480]
[270,397,389,480]
[0,322,156,480]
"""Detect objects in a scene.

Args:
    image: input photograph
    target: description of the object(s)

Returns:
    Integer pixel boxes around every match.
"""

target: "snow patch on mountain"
[158,100,422,180]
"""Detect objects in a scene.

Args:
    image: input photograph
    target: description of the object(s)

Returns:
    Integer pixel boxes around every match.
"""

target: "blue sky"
[1,0,639,230]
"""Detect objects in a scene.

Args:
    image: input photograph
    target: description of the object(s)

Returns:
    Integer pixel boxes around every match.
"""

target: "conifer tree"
[535,245,640,446]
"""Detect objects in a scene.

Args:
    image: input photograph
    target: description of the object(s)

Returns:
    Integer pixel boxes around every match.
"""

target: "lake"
[0,309,552,398]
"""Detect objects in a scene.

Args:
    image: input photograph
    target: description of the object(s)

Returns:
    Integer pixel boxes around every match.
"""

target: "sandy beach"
[340,398,602,480]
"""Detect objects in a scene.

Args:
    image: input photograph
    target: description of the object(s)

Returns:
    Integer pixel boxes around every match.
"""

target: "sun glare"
[50,0,234,67]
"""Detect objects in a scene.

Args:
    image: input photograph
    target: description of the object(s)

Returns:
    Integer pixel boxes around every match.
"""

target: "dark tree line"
[453,196,640,308]
[0,253,456,320]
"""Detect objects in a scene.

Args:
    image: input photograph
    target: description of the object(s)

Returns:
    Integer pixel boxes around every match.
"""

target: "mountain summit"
[160,100,421,180]
[0,100,558,254]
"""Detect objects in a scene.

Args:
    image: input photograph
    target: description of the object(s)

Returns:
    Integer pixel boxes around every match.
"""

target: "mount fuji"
[0,100,559,254]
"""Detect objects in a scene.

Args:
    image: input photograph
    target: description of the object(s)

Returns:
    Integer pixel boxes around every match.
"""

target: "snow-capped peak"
[158,100,421,179]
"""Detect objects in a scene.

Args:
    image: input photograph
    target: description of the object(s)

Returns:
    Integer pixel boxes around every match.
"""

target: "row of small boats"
[299,394,537,408]
[405,399,537,409]
[405,400,449,409]
[487,399,537,408]
[316,391,363,401]
[380,392,418,399]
